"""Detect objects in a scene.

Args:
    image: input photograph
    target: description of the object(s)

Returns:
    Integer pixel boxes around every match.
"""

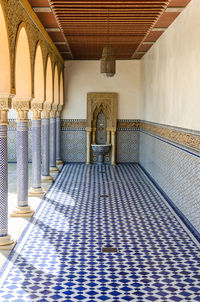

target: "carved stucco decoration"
[140,122,200,152]
[87,93,118,131]
[1,0,63,99]
[12,97,31,121]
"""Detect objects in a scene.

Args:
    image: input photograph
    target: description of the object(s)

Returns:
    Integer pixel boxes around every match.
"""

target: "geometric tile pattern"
[8,129,32,163]
[56,117,62,161]
[31,120,41,188]
[49,117,56,168]
[117,130,139,162]
[0,164,200,301]
[61,131,86,162]
[139,131,200,234]
[61,129,140,164]
[0,125,8,235]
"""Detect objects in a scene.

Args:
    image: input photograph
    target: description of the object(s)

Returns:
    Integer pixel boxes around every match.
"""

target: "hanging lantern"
[100,45,116,77]
[100,9,116,77]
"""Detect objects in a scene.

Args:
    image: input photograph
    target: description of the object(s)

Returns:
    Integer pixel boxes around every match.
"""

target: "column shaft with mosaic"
[0,96,15,248]
[28,100,45,197]
[11,98,34,217]
[50,104,59,173]
[41,103,54,183]
[56,104,63,166]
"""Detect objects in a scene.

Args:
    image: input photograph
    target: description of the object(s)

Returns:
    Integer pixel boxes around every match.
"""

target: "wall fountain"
[86,92,118,165]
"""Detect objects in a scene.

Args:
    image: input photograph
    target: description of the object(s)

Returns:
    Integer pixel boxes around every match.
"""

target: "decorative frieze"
[61,119,86,130]
[117,119,140,130]
[140,121,200,152]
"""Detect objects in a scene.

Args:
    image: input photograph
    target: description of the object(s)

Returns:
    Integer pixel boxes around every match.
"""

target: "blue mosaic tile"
[139,131,200,233]
[0,164,200,302]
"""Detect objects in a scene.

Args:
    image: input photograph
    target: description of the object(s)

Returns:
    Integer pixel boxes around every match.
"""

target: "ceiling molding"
[33,7,52,13]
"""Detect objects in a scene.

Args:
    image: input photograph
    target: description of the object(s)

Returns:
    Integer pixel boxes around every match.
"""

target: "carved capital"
[0,95,13,125]
[50,104,58,118]
[50,110,57,118]
[42,102,52,119]
[12,98,31,122]
[52,104,58,111]
[58,104,63,111]
[31,100,43,120]
[56,105,63,117]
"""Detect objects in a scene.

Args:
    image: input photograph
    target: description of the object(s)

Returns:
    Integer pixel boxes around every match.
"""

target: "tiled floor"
[0,164,58,269]
[0,163,200,301]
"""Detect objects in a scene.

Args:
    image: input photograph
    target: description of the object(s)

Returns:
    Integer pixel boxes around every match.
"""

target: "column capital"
[0,94,13,125]
[50,104,58,118]
[42,102,52,119]
[31,99,43,120]
[12,98,31,122]
[56,104,63,117]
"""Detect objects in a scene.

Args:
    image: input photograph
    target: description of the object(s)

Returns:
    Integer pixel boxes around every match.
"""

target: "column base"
[50,166,59,172]
[10,205,34,217]
[56,160,64,165]
[41,175,54,183]
[0,235,15,250]
[28,187,46,197]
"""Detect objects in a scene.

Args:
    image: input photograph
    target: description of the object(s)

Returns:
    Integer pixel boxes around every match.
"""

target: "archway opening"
[34,43,44,101]
[54,64,59,104]
[46,55,53,103]
[15,25,31,98]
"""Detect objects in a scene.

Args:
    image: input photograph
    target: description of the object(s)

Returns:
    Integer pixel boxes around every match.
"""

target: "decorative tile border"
[60,119,140,130]
[140,121,200,152]
[117,119,140,130]
[61,119,86,130]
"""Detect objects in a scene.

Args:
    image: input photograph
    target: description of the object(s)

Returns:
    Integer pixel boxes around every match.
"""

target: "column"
[11,99,34,217]
[56,105,63,166]
[28,101,45,196]
[86,128,91,164]
[0,97,14,249]
[107,130,111,144]
[111,130,116,166]
[41,103,54,183]
[50,105,59,172]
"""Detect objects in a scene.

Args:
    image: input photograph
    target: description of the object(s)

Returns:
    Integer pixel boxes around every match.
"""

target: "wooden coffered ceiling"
[29,0,191,60]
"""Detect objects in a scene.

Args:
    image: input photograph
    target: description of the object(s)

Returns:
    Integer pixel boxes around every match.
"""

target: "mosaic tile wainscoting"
[139,121,200,234]
[117,120,140,163]
[61,119,86,163]
[8,119,32,163]
[61,119,140,163]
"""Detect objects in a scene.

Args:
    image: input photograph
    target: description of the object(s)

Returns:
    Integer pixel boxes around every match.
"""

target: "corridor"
[0,164,199,302]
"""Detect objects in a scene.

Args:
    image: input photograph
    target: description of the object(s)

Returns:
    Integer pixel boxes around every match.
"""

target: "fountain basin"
[91,144,111,164]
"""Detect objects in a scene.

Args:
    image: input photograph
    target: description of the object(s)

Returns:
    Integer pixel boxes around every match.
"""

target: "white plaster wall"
[140,0,200,131]
[63,60,140,119]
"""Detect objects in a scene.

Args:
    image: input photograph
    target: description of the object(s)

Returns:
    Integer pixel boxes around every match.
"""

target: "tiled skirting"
[139,130,200,233]
[61,119,140,163]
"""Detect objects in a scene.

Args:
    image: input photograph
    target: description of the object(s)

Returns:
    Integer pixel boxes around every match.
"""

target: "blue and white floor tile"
[0,163,200,301]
